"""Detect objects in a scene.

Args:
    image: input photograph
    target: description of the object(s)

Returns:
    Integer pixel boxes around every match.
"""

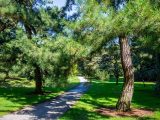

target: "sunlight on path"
[0,76,89,120]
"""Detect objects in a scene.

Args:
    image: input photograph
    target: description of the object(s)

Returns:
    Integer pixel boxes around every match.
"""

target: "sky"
[35,0,77,17]
[46,0,66,8]
[53,0,66,8]
[50,0,77,16]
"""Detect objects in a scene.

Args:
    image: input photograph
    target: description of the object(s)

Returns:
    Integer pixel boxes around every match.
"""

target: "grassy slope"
[60,79,160,120]
[0,76,79,116]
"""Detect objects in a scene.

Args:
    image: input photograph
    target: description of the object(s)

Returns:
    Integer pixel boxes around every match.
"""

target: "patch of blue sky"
[34,0,66,9]
[48,0,78,16]
[53,0,66,8]
[36,0,77,16]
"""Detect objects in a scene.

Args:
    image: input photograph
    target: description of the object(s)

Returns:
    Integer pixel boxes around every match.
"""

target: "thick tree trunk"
[116,36,134,112]
[34,65,43,94]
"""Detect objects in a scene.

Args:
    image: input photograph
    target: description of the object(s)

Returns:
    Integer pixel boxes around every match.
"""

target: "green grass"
[0,76,79,116]
[60,79,160,120]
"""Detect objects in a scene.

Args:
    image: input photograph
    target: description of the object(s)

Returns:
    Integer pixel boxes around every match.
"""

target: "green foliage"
[4,35,83,85]
[70,64,79,75]
[74,0,160,89]
[0,0,160,113]
[73,0,160,50]
[95,70,109,81]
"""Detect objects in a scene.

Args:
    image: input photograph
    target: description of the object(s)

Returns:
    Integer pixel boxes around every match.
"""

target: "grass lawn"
[60,78,160,120]
[0,76,79,116]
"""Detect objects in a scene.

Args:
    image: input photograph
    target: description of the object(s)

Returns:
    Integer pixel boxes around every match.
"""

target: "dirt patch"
[96,107,153,117]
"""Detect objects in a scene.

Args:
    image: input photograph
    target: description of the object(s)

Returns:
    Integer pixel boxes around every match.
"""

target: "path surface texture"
[0,76,89,120]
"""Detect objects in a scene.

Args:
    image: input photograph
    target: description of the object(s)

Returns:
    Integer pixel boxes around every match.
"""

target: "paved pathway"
[0,76,89,120]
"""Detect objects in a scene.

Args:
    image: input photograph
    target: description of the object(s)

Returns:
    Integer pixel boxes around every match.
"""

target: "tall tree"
[73,0,160,111]
[0,0,53,94]
[116,36,134,111]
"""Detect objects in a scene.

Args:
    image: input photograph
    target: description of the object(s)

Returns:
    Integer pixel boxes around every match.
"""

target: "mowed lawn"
[0,76,79,116]
[60,79,160,120]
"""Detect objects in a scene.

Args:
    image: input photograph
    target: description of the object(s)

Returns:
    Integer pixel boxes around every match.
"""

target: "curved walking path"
[0,76,89,120]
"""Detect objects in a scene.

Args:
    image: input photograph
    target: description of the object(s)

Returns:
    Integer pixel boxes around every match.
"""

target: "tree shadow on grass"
[0,81,80,109]
[75,80,160,120]
[83,81,160,110]
[138,117,157,120]
[61,107,110,120]
[0,86,62,115]
[0,84,91,119]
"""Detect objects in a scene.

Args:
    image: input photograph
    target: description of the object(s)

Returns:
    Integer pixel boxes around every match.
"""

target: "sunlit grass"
[0,76,79,116]
[60,79,160,120]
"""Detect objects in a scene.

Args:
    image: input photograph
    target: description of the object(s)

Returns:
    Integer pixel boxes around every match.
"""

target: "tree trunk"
[116,76,119,85]
[34,65,43,94]
[155,53,160,93]
[155,78,160,93]
[114,60,119,85]
[116,36,134,112]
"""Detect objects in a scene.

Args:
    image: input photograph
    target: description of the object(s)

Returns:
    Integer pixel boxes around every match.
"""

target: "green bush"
[95,70,109,80]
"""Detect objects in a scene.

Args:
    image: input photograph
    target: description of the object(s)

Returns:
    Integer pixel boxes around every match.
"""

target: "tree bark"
[34,65,43,94]
[116,36,134,112]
